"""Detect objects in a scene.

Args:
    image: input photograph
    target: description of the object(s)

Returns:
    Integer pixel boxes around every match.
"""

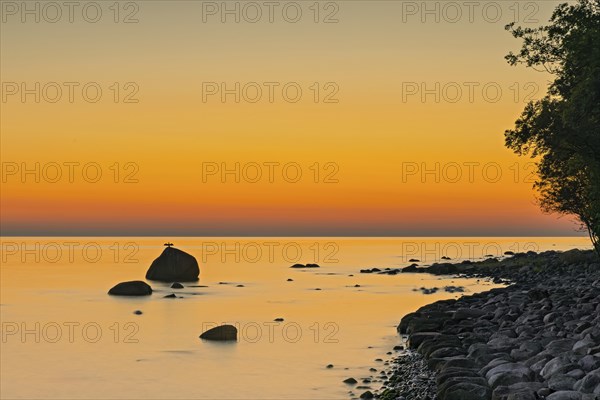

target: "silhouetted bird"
[164,242,174,247]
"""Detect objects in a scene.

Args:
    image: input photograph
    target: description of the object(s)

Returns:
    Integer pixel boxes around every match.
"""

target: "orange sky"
[0,0,584,236]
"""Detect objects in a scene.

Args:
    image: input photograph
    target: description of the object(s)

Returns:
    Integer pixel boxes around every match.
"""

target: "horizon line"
[0,234,589,238]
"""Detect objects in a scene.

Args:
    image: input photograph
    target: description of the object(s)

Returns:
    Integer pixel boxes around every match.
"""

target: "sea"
[0,237,591,399]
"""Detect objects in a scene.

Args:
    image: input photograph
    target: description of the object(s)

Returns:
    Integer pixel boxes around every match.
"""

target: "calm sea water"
[0,237,591,399]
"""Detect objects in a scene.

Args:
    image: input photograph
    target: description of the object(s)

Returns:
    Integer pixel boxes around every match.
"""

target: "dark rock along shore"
[373,249,600,400]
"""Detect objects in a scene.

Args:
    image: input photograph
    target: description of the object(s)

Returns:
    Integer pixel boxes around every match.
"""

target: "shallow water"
[0,237,591,399]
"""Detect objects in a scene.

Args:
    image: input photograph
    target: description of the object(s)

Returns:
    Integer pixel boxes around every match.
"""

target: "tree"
[505,0,600,256]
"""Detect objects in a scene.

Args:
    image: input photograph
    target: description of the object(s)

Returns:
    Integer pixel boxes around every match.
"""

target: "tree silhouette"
[505,0,600,256]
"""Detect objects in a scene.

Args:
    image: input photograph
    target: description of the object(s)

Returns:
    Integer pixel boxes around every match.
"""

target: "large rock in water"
[199,325,237,341]
[108,281,152,296]
[145,247,199,282]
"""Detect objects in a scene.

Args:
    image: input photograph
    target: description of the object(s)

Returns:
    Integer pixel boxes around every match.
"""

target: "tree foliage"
[505,0,600,255]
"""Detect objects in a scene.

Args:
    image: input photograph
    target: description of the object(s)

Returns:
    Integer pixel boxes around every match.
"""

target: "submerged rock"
[199,325,237,341]
[171,282,184,289]
[146,247,200,282]
[444,285,464,293]
[108,281,152,296]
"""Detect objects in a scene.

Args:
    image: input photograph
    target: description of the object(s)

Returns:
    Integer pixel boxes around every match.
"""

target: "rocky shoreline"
[374,249,600,400]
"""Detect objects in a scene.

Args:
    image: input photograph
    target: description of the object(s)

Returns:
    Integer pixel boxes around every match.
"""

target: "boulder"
[199,325,237,341]
[574,372,600,393]
[408,332,442,348]
[541,356,579,379]
[359,391,374,399]
[453,308,486,320]
[486,363,534,389]
[428,263,459,274]
[442,382,491,400]
[548,375,577,391]
[108,281,152,296]
[146,247,199,282]
[546,391,582,400]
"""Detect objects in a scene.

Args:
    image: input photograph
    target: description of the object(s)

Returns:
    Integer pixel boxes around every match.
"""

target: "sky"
[0,0,586,236]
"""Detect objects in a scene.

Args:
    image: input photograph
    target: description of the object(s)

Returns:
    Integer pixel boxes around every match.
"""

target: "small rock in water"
[326,364,334,368]
[420,287,439,295]
[199,324,237,341]
[343,377,357,384]
[274,318,284,322]
[108,281,152,296]
[236,284,244,287]
[314,288,322,291]
[409,258,420,262]
[171,282,184,289]
[133,310,143,315]
[163,293,177,298]
[290,263,320,268]
[360,391,374,399]
[287,278,293,281]
[354,284,361,287]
